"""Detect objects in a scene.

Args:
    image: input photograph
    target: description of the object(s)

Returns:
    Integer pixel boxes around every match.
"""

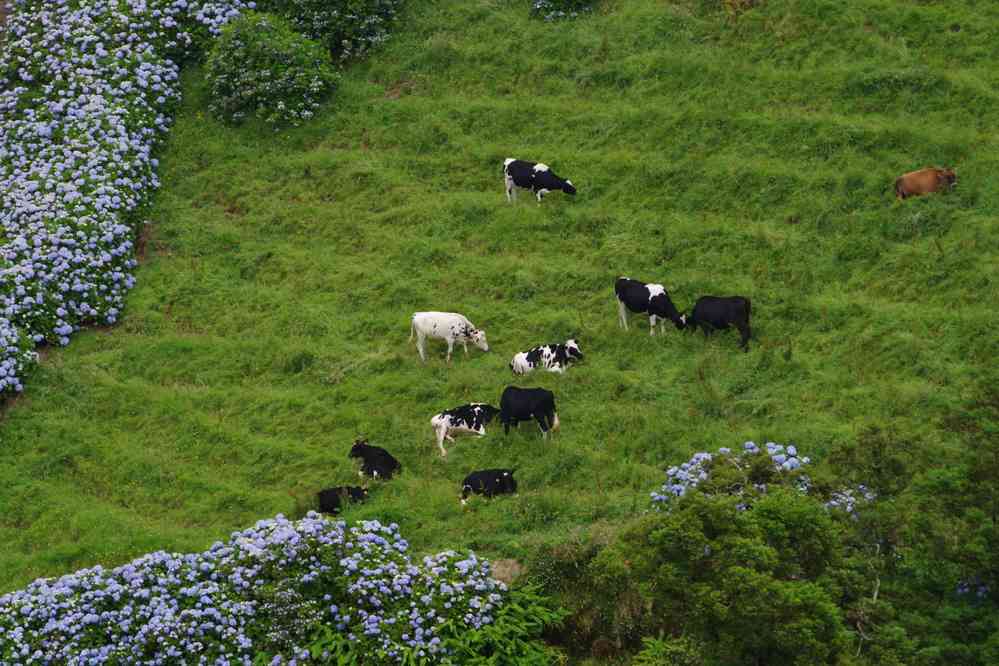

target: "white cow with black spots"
[410,311,489,363]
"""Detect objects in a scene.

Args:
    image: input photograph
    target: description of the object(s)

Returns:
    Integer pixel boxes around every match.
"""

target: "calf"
[349,439,402,479]
[510,339,583,375]
[499,386,559,438]
[615,277,687,336]
[430,403,500,457]
[504,158,577,204]
[687,296,752,351]
[895,167,957,199]
[460,468,518,505]
[410,311,489,363]
[317,486,368,514]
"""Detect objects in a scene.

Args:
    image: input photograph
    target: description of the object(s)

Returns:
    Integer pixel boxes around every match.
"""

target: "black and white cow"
[460,468,518,505]
[349,439,402,479]
[615,276,687,336]
[686,296,752,351]
[499,386,560,438]
[410,312,489,364]
[430,403,501,457]
[510,339,583,375]
[317,486,368,514]
[504,158,577,204]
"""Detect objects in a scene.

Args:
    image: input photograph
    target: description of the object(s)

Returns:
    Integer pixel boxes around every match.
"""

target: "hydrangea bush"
[0,514,556,664]
[651,440,875,518]
[206,12,340,126]
[0,0,256,396]
[531,0,594,22]
[255,0,405,62]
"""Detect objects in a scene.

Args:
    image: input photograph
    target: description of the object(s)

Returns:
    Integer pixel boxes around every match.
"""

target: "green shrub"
[531,0,595,22]
[205,12,339,126]
[255,0,405,62]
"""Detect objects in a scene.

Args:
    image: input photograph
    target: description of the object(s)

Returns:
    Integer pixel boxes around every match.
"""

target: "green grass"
[2,0,998,595]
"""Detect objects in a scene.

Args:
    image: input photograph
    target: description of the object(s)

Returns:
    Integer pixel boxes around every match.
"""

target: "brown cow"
[894,167,957,199]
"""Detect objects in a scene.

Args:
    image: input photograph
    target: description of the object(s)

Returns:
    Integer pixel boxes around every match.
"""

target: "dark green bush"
[255,0,405,62]
[205,12,339,126]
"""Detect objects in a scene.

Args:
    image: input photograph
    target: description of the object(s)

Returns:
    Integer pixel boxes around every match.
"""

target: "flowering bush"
[531,0,594,22]
[255,0,405,62]
[0,513,558,663]
[206,12,339,126]
[0,0,255,396]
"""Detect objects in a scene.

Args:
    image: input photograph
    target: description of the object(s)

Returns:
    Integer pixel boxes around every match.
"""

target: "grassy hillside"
[2,0,998,599]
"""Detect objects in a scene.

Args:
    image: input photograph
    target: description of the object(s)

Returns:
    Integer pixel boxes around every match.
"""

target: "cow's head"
[470,328,489,351]
[562,179,577,196]
[460,484,473,504]
[565,339,583,361]
[503,470,518,493]
[481,404,501,421]
[349,439,368,458]
[677,313,689,330]
[938,168,957,189]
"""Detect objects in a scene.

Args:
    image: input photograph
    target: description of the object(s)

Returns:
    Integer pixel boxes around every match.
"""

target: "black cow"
[499,387,559,438]
[349,439,402,479]
[687,296,752,351]
[504,158,576,204]
[317,486,368,514]
[431,403,501,457]
[510,339,583,375]
[460,468,518,505]
[615,276,686,336]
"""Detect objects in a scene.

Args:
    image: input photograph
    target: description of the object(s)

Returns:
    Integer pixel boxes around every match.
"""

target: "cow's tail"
[409,316,415,341]
[745,297,752,319]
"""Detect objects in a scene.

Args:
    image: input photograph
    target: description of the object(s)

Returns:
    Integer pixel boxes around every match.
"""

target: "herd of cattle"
[316,158,958,513]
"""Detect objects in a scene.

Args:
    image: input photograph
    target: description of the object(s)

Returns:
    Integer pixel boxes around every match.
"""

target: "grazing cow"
[504,158,577,204]
[686,296,752,351]
[430,403,501,457]
[410,311,489,363]
[615,277,687,336]
[460,468,518,505]
[317,486,368,514]
[499,386,560,438]
[349,439,402,479]
[895,167,957,199]
[510,339,583,375]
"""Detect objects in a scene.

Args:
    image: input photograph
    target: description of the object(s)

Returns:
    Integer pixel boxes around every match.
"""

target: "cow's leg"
[617,300,628,330]
[462,340,469,356]
[505,176,514,202]
[503,418,510,435]
[649,314,657,336]
[738,323,751,351]
[536,189,543,204]
[416,333,427,362]
[436,428,448,457]
[446,338,454,364]
[535,413,550,438]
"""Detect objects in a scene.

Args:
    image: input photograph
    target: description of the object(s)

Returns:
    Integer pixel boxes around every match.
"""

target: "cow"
[510,339,583,375]
[410,312,489,363]
[499,386,560,438]
[430,403,501,457]
[615,277,687,336]
[894,167,957,199]
[504,158,577,204]
[349,439,402,479]
[317,486,368,514]
[686,296,752,351]
[460,468,518,505]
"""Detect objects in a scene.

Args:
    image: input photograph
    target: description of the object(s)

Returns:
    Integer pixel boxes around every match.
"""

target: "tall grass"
[1,0,997,596]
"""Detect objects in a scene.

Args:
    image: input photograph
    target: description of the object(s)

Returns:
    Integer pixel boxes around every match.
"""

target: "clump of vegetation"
[255,0,405,62]
[531,0,595,21]
[206,12,340,126]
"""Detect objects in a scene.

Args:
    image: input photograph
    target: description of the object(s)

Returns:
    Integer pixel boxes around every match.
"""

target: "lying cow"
[499,386,560,438]
[615,276,687,336]
[461,468,518,505]
[410,311,489,363]
[430,403,500,457]
[504,158,577,204]
[317,486,368,514]
[686,296,752,351]
[510,339,583,375]
[349,439,402,479]
[894,167,957,199]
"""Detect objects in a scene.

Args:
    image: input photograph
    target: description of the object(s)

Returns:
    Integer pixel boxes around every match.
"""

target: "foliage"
[206,12,339,126]
[633,635,705,666]
[255,0,405,62]
[0,0,254,395]
[0,514,557,663]
[531,0,595,22]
